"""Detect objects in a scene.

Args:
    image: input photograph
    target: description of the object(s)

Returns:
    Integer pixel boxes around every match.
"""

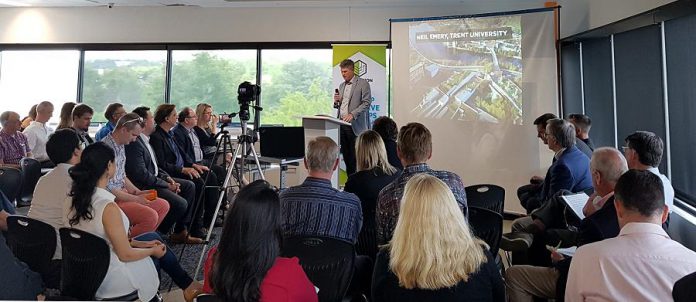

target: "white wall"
[0,0,675,44]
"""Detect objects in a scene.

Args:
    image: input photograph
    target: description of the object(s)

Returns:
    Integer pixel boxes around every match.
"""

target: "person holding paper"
[505,147,627,302]
[565,170,696,302]
[334,59,373,176]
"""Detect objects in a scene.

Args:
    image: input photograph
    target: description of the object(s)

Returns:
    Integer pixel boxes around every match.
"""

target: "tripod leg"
[193,142,244,278]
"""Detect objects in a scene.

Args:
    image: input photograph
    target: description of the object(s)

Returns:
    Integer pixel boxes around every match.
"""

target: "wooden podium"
[301,115,351,188]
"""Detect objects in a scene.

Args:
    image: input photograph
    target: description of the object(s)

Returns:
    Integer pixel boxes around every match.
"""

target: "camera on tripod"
[237,81,261,121]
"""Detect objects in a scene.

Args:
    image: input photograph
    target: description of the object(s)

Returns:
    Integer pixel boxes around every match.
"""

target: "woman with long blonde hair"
[372,174,504,301]
[345,130,400,259]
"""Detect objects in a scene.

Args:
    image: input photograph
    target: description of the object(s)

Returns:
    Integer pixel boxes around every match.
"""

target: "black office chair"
[59,228,111,300]
[465,184,505,215]
[6,215,59,288]
[467,206,503,258]
[282,236,355,302]
[19,157,42,206]
[674,271,696,302]
[0,166,22,204]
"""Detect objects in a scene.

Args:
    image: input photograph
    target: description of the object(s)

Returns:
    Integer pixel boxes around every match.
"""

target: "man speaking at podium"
[334,59,372,176]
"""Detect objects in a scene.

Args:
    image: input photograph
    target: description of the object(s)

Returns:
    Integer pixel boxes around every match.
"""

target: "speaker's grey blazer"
[338,76,372,135]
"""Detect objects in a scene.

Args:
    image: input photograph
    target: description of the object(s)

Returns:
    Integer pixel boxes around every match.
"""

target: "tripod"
[192,118,265,278]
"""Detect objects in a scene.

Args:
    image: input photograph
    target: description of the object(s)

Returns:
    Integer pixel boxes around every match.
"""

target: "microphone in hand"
[333,88,341,109]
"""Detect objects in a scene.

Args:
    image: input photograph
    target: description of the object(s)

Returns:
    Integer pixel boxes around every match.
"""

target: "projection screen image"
[409,16,523,124]
[391,8,558,213]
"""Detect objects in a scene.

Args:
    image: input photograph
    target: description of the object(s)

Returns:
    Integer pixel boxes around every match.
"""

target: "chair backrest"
[0,167,22,203]
[195,294,222,302]
[465,184,505,214]
[467,206,503,257]
[59,228,111,301]
[281,236,355,302]
[6,215,57,279]
[19,157,42,203]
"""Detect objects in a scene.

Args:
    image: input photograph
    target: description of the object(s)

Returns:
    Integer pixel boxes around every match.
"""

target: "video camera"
[238,81,261,121]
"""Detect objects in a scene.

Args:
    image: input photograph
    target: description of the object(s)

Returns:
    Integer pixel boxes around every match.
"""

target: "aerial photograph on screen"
[408,15,523,124]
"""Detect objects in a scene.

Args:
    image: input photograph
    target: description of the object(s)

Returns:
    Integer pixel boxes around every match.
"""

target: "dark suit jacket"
[581,137,595,150]
[555,195,620,300]
[124,135,171,190]
[149,125,193,177]
[383,139,403,170]
[539,146,592,202]
[673,270,696,302]
[171,124,197,164]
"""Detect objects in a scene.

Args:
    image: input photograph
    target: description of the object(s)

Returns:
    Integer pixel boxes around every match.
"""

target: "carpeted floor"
[159,226,224,291]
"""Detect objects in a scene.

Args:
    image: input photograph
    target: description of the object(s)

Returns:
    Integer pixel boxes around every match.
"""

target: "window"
[260,49,333,126]
[0,50,80,127]
[82,50,167,122]
[170,50,257,116]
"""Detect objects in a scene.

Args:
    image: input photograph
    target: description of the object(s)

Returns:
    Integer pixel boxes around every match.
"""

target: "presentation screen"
[391,8,558,213]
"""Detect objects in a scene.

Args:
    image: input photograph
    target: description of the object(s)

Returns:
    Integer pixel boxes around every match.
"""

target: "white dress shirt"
[340,76,355,118]
[27,163,73,259]
[23,121,52,161]
[647,167,675,213]
[566,222,696,302]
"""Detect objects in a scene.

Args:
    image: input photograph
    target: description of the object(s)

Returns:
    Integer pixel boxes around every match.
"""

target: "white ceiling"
[0,0,539,8]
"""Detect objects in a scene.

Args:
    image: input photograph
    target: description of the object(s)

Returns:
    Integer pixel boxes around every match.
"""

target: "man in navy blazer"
[125,106,202,244]
[536,118,592,208]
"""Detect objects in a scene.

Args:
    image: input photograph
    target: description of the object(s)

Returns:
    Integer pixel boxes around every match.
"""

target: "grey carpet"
[159,226,223,291]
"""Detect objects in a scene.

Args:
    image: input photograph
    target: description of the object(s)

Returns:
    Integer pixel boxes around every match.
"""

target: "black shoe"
[214,217,224,227]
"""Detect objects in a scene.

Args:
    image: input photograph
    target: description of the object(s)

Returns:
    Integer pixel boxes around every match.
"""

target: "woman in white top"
[65,142,203,302]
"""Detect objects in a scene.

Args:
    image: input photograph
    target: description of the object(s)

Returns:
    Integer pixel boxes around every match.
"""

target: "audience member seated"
[203,180,318,302]
[194,103,220,159]
[567,113,595,152]
[376,122,467,245]
[71,104,95,145]
[95,102,126,142]
[345,130,399,259]
[372,174,504,302]
[0,231,43,300]
[149,104,216,239]
[57,102,76,130]
[505,147,627,301]
[0,111,32,167]
[280,136,362,242]
[502,119,592,251]
[20,104,37,132]
[28,128,82,261]
[372,116,402,169]
[172,107,226,227]
[64,142,202,302]
[125,106,201,244]
[623,131,674,215]
[673,270,696,302]
[101,113,170,237]
[280,136,369,297]
[565,170,696,301]
[517,113,557,213]
[23,101,55,168]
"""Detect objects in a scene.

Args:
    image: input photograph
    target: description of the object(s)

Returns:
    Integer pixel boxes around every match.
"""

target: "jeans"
[134,232,193,290]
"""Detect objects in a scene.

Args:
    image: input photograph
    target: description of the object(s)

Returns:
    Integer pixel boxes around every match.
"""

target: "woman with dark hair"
[65,142,202,302]
[56,102,76,130]
[372,116,402,169]
[20,104,37,131]
[203,180,317,302]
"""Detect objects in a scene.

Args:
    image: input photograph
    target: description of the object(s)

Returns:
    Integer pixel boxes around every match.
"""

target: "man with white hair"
[0,111,32,167]
[23,101,54,167]
[506,147,628,302]
[279,136,362,244]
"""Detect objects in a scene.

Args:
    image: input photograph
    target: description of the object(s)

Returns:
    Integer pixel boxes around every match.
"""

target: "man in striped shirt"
[0,111,32,167]
[279,136,362,244]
